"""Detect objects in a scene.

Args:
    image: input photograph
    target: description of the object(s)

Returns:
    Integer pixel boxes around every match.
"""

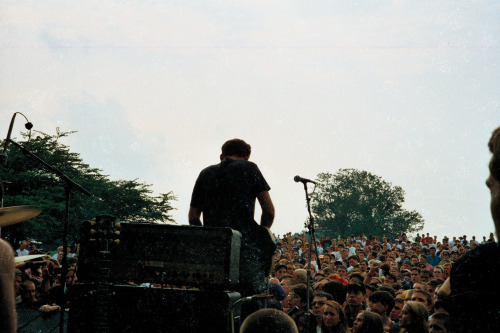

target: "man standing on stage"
[447,126,500,332]
[189,138,275,295]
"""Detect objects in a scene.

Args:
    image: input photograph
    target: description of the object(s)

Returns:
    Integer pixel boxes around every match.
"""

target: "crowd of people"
[13,242,77,315]
[252,230,494,333]
[243,125,500,333]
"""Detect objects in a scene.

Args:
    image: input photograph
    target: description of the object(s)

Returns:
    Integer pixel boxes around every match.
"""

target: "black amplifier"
[68,284,241,333]
[112,223,242,287]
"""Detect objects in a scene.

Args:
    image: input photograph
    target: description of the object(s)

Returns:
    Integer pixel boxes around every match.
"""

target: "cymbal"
[14,254,47,263]
[0,205,42,227]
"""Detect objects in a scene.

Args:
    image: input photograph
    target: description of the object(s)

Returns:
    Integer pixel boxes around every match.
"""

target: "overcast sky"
[1,1,499,240]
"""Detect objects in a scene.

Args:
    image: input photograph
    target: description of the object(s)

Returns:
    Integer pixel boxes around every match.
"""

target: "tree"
[310,169,424,238]
[0,129,177,248]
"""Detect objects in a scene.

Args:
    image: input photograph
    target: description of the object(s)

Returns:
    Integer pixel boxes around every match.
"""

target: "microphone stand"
[6,138,92,333]
[0,180,4,237]
[298,181,318,333]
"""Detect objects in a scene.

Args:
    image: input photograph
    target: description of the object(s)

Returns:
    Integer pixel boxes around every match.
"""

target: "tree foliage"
[310,169,424,238]
[0,129,176,248]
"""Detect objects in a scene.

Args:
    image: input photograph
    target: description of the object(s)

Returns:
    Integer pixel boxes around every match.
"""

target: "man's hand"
[257,191,275,228]
[188,206,202,226]
[262,225,274,241]
[39,304,60,313]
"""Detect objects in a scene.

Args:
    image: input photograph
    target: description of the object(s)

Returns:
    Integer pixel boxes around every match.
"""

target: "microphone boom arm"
[6,138,92,197]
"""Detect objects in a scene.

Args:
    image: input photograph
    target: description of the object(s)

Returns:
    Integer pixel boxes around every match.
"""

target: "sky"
[1,1,499,241]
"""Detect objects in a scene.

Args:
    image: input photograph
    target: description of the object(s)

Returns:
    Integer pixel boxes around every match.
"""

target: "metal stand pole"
[299,181,318,333]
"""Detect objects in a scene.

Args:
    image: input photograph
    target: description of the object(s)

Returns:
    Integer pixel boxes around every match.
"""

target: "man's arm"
[257,190,275,229]
[0,239,16,333]
[188,206,203,226]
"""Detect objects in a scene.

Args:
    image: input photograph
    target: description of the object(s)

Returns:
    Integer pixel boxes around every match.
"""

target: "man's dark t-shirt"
[448,242,500,332]
[190,158,270,234]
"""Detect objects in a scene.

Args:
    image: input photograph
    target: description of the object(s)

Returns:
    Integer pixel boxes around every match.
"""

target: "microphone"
[1,112,33,166]
[294,175,317,185]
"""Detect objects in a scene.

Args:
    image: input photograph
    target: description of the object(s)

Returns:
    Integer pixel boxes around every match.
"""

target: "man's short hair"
[274,264,287,272]
[221,139,251,158]
[291,283,313,304]
[412,289,433,307]
[369,291,395,315]
[294,269,307,282]
[433,299,450,313]
[323,281,347,304]
[428,278,444,288]
[411,267,421,274]
[240,308,298,333]
[347,282,366,295]
[384,273,398,282]
[313,291,333,300]
[433,266,445,274]
[430,312,451,331]
[348,272,364,282]
[378,285,396,298]
[22,280,35,289]
[365,283,377,294]
[489,126,500,181]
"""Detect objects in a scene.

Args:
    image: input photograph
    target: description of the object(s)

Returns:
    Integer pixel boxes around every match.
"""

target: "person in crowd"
[439,261,452,279]
[426,246,442,267]
[52,246,64,265]
[336,265,348,279]
[287,262,296,275]
[412,282,427,291]
[323,281,347,305]
[344,282,366,328]
[368,290,395,330]
[410,289,433,312]
[427,279,443,302]
[352,310,384,333]
[288,283,313,313]
[320,300,349,333]
[274,264,287,280]
[312,291,333,331]
[16,240,30,256]
[432,299,449,315]
[19,280,40,308]
[432,266,445,280]
[240,308,298,333]
[14,270,23,305]
[280,274,293,311]
[429,312,450,333]
[389,298,404,333]
[293,268,307,284]
[399,301,429,333]
[419,269,432,283]
[409,267,421,283]
[383,273,397,286]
